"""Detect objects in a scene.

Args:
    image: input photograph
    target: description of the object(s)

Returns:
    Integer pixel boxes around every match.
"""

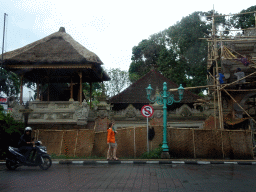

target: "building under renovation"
[1,14,256,159]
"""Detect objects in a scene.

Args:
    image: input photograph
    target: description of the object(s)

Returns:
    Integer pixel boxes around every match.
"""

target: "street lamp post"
[146,82,184,158]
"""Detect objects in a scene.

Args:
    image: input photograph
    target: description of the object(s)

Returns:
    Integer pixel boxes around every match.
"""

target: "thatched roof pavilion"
[1,27,110,104]
[109,70,201,110]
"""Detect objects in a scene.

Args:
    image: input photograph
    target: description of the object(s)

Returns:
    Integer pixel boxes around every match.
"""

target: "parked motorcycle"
[6,141,52,170]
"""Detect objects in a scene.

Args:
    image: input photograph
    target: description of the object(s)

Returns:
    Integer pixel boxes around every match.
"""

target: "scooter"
[6,141,52,170]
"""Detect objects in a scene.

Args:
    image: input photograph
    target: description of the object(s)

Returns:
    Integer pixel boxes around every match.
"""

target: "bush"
[0,105,24,159]
[140,144,163,159]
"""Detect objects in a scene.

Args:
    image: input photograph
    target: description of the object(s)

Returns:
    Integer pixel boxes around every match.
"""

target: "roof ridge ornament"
[59,27,66,33]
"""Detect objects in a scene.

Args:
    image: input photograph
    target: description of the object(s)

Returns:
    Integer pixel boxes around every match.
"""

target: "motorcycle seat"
[11,147,19,151]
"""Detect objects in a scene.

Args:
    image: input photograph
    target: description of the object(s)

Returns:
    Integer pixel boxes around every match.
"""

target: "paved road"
[1,163,256,192]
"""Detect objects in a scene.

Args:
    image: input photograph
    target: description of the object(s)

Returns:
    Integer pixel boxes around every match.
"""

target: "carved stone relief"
[176,104,192,117]
[30,113,44,119]
[125,105,137,118]
[97,110,108,119]
[57,113,73,119]
[11,102,23,121]
[36,103,48,109]
[154,110,163,118]
[46,113,55,120]
[56,103,69,109]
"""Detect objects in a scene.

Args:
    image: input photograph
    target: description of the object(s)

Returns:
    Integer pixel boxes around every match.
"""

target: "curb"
[1,160,256,165]
[56,160,256,165]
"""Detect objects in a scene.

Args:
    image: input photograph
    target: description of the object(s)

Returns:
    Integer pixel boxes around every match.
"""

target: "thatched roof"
[1,27,110,82]
[109,70,201,104]
[2,27,103,65]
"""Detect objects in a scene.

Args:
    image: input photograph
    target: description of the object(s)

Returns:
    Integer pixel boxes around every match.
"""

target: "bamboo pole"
[221,130,225,159]
[74,130,79,157]
[206,39,256,42]
[219,87,224,130]
[218,34,224,130]
[223,89,256,124]
[211,14,217,129]
[205,11,256,18]
[168,85,216,92]
[134,126,136,158]
[59,131,65,156]
[192,129,196,158]
[225,89,256,91]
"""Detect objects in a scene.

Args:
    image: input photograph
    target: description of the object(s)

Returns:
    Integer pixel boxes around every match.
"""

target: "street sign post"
[141,105,154,152]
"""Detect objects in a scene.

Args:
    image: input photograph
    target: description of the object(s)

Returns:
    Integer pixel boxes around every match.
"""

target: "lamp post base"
[161,151,170,159]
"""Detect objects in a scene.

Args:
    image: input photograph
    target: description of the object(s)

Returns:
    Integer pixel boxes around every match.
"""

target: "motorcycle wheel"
[39,156,52,170]
[6,159,18,170]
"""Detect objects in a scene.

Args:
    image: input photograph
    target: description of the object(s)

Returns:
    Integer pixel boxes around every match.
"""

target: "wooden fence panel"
[37,130,63,156]
[75,130,94,157]
[60,131,77,157]
[194,130,222,159]
[135,127,147,157]
[168,128,194,158]
[92,132,108,157]
[116,128,135,158]
[34,128,253,159]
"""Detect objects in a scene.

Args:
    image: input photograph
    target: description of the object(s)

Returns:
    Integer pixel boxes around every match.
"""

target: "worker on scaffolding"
[234,68,245,89]
[217,69,225,84]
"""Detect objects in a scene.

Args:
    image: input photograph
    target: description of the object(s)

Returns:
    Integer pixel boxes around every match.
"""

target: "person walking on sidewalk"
[107,122,118,160]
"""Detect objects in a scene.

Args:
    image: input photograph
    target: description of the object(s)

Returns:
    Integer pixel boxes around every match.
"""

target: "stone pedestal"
[161,151,170,159]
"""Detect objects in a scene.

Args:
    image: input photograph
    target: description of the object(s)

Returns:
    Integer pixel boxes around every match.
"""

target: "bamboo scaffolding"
[220,71,256,90]
[223,89,256,124]
[168,85,216,92]
[206,39,256,42]
[205,11,256,18]
[225,89,256,91]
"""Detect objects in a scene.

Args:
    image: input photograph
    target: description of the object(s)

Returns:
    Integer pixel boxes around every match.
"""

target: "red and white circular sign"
[141,105,154,118]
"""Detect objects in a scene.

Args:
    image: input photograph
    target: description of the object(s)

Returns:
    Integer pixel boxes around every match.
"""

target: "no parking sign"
[141,105,154,118]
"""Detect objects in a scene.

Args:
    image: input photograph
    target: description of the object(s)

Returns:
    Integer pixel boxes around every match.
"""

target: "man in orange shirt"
[107,122,118,160]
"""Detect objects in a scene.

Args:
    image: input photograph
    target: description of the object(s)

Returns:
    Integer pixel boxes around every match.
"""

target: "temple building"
[1,27,110,127]
[108,70,206,129]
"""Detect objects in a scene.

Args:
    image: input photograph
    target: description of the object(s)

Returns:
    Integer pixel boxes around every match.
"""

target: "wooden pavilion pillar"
[78,72,82,105]
[46,76,49,101]
[47,83,50,101]
[69,77,74,101]
[36,81,40,101]
[19,75,23,105]
[90,82,92,109]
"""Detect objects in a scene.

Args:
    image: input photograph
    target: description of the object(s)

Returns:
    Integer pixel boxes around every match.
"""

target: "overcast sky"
[0,0,255,98]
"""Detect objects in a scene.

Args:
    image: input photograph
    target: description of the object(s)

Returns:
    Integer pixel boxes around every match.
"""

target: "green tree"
[0,68,36,99]
[166,11,212,92]
[0,105,24,159]
[82,82,102,107]
[104,68,131,97]
[129,34,169,83]
[157,48,187,85]
[231,5,256,31]
[0,69,20,97]
[129,39,159,82]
